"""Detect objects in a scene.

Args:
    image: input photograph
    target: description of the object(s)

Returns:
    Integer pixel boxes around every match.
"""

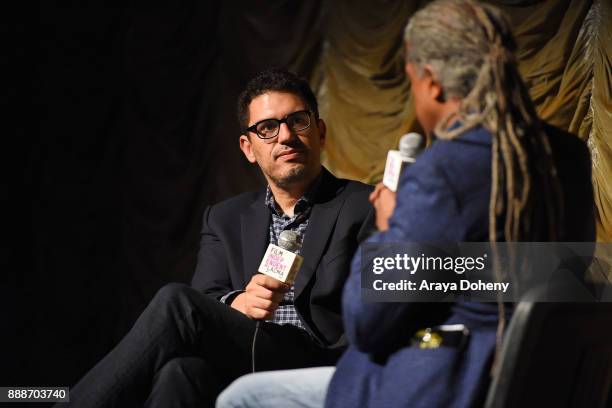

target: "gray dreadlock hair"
[404,0,564,244]
[404,0,565,370]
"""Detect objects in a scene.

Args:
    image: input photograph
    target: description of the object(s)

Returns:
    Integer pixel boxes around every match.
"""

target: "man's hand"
[369,182,397,231]
[230,274,289,320]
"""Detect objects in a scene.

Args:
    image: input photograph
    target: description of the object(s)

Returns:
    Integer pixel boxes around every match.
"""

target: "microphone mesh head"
[278,230,300,252]
[399,132,424,160]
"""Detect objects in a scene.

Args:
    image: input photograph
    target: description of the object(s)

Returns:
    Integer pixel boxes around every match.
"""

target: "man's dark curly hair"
[237,68,319,134]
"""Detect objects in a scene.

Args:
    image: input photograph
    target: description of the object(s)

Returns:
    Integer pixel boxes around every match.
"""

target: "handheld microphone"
[252,230,303,373]
[257,230,303,286]
[382,132,424,192]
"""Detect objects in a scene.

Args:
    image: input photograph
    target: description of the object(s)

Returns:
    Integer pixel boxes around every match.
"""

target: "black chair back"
[485,285,612,408]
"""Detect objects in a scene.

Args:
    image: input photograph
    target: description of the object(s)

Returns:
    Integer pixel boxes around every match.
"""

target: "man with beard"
[60,69,373,408]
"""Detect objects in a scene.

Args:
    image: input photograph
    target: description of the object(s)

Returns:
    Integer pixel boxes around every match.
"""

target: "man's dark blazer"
[190,167,373,348]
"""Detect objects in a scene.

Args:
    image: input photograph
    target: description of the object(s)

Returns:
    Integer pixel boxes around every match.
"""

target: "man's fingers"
[254,287,285,304]
[250,297,278,312]
[369,182,385,204]
[247,307,274,320]
[246,282,273,299]
[250,274,290,292]
[379,185,396,200]
[244,291,280,319]
[244,274,288,315]
[369,190,378,204]
[245,282,286,303]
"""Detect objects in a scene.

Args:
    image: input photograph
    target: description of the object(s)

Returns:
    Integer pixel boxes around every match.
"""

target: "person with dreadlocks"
[215,1,594,407]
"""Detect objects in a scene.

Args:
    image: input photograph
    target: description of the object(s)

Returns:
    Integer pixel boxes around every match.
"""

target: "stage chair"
[485,283,612,408]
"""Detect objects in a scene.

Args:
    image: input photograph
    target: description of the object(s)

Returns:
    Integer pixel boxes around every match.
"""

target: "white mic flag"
[258,230,303,285]
[382,132,424,192]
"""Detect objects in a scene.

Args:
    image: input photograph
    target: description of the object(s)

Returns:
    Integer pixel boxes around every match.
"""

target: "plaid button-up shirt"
[220,175,321,332]
[263,184,314,330]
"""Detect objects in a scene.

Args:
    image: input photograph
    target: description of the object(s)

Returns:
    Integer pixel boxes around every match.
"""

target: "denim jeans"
[216,366,335,408]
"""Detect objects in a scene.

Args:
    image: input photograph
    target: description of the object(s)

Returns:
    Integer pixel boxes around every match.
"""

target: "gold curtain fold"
[319,0,423,183]
[317,0,611,245]
[588,0,612,243]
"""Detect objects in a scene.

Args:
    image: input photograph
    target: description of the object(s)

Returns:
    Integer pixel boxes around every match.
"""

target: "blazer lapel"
[241,192,270,282]
[295,170,345,299]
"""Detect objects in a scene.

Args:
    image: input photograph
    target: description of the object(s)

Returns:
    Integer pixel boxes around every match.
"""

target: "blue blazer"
[326,125,594,408]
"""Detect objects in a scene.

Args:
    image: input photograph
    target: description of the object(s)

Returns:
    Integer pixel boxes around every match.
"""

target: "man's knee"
[215,376,252,408]
[155,356,186,380]
[155,357,207,383]
[146,283,223,329]
[153,283,192,304]
[145,283,203,320]
[149,283,196,308]
[216,373,272,408]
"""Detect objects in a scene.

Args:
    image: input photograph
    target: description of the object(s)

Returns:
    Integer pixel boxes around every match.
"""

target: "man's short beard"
[269,164,308,188]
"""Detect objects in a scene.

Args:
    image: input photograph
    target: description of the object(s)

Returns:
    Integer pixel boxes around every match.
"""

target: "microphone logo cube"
[258,244,303,285]
[383,150,404,192]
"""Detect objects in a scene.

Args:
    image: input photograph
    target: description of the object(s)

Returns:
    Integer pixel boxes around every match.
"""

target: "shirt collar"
[264,170,323,217]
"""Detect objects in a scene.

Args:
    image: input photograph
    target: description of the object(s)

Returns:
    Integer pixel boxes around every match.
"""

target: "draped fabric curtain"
[319,0,421,181]
[317,0,611,244]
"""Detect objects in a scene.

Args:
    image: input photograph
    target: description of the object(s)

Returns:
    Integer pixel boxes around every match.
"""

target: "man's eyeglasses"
[244,110,312,140]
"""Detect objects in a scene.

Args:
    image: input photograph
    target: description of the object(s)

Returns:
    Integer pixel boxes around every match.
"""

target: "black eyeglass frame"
[243,110,314,140]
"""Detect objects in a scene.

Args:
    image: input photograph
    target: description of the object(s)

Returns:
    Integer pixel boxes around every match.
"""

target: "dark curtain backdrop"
[8,0,324,389]
[6,0,609,393]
